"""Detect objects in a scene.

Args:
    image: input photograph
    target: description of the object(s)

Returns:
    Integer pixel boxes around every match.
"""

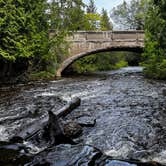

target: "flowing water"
[0,67,166,165]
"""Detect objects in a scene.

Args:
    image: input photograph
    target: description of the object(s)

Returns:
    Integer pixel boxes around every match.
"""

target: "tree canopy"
[111,0,149,30]
[0,0,49,62]
[143,0,166,79]
[100,8,113,31]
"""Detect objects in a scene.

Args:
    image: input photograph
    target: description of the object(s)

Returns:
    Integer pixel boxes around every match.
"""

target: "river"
[0,67,166,165]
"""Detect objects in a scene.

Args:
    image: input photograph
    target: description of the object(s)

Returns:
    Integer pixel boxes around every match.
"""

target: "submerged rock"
[162,89,166,96]
[27,144,102,166]
[0,141,31,165]
[63,120,82,138]
[102,160,137,166]
[26,144,164,166]
[9,136,24,143]
[76,115,96,127]
[97,159,163,166]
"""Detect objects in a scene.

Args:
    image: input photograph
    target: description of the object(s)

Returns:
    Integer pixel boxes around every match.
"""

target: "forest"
[0,0,166,82]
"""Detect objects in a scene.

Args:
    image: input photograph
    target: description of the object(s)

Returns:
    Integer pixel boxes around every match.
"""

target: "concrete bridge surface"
[54,31,144,76]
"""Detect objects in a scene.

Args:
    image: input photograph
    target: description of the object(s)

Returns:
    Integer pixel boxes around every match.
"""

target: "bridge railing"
[66,31,144,42]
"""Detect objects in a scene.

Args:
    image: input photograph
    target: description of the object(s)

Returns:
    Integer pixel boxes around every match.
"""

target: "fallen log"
[55,97,81,118]
[16,97,81,141]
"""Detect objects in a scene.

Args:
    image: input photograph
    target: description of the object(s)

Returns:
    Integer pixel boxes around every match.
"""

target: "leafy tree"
[24,0,49,70]
[48,0,85,68]
[142,0,166,79]
[64,0,85,30]
[48,0,61,30]
[0,0,49,75]
[100,8,113,30]
[48,0,85,31]
[71,52,130,74]
[0,0,32,61]
[111,0,149,30]
[84,13,101,30]
[86,0,97,14]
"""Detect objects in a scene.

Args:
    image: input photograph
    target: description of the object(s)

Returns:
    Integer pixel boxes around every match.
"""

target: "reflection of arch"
[56,45,144,77]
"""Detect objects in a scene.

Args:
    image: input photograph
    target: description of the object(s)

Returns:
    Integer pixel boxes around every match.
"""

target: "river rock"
[0,141,31,165]
[100,160,138,166]
[25,143,164,166]
[9,136,24,143]
[162,89,166,96]
[63,120,83,138]
[27,144,103,166]
[127,150,150,160]
[96,159,163,166]
[68,145,103,165]
[76,115,96,127]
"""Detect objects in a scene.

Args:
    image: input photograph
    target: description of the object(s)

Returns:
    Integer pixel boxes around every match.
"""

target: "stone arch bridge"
[54,31,144,76]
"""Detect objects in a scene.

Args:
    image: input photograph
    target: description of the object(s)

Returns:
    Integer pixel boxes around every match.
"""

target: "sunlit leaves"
[0,0,49,64]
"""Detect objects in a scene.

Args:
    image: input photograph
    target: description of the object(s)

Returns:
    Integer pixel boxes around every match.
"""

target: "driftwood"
[55,97,81,118]
[42,110,76,145]
[17,97,81,141]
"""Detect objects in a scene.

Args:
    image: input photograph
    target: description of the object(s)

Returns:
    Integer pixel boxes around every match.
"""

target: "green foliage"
[100,8,113,30]
[64,0,85,31]
[72,55,99,73]
[48,0,85,31]
[0,0,49,75]
[142,0,166,79]
[70,1,114,72]
[49,31,69,67]
[29,71,55,80]
[0,0,32,61]
[84,13,101,30]
[71,52,139,74]
[115,60,128,69]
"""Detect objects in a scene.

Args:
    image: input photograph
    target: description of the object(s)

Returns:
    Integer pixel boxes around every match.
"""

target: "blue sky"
[83,0,131,12]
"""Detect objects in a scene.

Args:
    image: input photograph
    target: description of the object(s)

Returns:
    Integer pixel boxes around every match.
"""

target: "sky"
[83,0,131,13]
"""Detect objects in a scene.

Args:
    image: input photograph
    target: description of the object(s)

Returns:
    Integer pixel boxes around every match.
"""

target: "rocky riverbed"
[0,67,166,165]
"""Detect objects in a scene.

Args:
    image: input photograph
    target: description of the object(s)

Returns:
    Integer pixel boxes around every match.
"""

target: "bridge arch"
[56,31,144,77]
[57,45,144,77]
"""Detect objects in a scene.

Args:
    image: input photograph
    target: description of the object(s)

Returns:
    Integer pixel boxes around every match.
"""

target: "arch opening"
[57,46,144,77]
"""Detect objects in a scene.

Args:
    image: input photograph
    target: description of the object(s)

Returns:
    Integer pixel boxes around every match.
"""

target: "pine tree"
[64,0,85,30]
[100,8,113,30]
[49,0,85,31]
[86,0,97,14]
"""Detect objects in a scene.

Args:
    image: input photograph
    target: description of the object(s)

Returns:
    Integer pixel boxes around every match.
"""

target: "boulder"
[63,120,82,138]
[162,89,166,96]
[76,115,96,127]
[0,141,31,165]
